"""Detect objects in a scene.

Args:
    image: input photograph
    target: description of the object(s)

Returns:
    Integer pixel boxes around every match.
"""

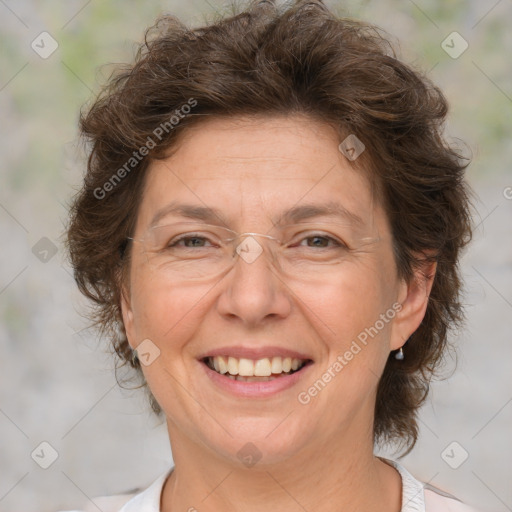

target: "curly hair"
[67,0,473,453]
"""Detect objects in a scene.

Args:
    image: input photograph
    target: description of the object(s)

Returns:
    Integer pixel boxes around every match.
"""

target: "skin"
[121,115,436,512]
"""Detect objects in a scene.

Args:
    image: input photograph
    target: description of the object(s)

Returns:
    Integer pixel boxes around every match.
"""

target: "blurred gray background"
[0,1,511,511]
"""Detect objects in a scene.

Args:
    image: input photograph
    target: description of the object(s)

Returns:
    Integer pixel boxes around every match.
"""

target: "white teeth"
[282,357,292,372]
[217,356,228,374]
[238,358,254,376]
[271,356,282,374]
[227,356,238,375]
[254,358,272,376]
[208,355,307,377]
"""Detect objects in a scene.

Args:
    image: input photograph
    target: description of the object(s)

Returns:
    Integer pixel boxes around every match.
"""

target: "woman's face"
[122,115,430,466]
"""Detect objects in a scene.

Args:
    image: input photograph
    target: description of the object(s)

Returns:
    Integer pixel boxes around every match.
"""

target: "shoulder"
[424,484,480,512]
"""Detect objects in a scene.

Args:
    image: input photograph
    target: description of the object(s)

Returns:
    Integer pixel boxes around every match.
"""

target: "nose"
[215,235,292,327]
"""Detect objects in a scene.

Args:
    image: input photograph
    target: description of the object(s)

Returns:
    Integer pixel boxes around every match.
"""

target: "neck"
[160,421,401,512]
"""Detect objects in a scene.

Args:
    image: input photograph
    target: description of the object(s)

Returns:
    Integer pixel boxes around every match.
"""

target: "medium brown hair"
[67,0,473,453]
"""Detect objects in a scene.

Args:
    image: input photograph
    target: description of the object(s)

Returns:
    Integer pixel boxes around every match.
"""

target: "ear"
[390,256,437,351]
[120,284,137,350]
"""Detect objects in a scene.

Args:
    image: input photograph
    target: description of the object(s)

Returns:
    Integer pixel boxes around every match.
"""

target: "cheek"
[303,262,398,407]
[128,268,205,342]
[305,272,396,408]
[303,261,394,337]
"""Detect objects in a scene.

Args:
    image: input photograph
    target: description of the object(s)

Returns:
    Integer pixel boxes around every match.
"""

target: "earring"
[131,348,139,365]
[395,347,404,360]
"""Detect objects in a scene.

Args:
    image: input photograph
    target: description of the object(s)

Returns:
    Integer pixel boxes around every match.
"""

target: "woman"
[65,1,477,510]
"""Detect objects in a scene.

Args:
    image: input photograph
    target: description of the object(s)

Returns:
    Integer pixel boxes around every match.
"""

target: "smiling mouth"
[202,356,312,382]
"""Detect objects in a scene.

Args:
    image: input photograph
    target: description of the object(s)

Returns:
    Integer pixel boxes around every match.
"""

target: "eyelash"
[169,233,348,250]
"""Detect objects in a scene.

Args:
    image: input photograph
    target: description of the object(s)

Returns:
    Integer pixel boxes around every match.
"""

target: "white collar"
[381,458,426,512]
[118,468,172,512]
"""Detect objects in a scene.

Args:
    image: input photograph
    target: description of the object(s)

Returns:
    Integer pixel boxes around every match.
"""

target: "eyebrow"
[276,201,365,227]
[149,200,365,228]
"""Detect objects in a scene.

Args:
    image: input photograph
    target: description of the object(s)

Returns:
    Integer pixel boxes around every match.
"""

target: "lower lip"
[200,360,313,398]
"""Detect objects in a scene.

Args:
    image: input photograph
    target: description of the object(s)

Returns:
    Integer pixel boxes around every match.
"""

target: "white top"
[60,458,479,512]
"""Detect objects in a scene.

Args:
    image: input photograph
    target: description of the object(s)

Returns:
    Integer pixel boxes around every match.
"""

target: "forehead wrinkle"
[214,156,307,163]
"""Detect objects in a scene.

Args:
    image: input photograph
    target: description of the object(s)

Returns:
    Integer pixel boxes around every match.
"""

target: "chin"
[198,416,313,468]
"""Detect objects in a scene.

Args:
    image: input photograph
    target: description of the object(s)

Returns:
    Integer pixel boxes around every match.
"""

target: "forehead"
[136,115,384,233]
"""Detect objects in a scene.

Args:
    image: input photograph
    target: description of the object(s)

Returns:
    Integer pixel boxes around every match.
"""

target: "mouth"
[201,355,313,382]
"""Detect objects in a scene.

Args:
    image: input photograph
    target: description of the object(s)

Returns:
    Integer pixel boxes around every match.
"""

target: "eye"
[168,233,216,248]
[302,235,333,248]
[296,233,347,249]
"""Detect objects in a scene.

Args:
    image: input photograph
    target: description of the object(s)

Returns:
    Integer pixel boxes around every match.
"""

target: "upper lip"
[197,346,313,361]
